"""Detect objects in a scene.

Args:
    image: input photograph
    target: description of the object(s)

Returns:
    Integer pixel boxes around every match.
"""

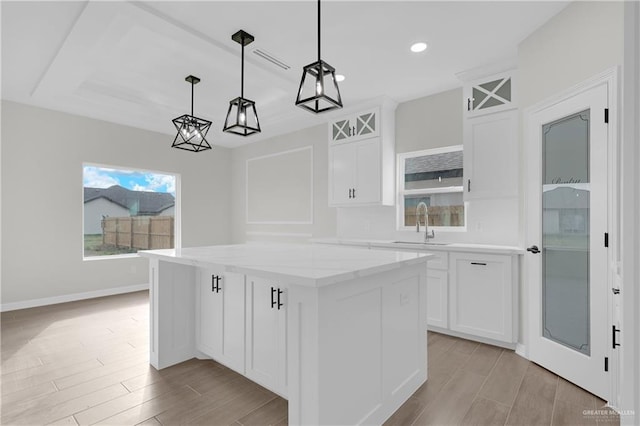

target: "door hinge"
[604,232,609,247]
[604,357,609,372]
[604,108,609,124]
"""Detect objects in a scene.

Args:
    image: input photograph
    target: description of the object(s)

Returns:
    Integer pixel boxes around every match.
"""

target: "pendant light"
[172,75,212,152]
[295,0,343,114]
[223,30,261,136]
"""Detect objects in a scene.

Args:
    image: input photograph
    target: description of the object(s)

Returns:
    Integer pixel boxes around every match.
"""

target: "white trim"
[245,146,314,225]
[0,283,149,312]
[246,231,313,238]
[515,343,528,359]
[81,162,182,260]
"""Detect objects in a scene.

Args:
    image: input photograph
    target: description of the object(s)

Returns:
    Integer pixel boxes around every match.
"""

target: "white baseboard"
[0,283,149,312]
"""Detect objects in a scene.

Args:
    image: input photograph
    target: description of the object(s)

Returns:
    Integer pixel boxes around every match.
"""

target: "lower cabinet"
[426,268,448,329]
[244,275,288,397]
[449,252,514,343]
[197,268,246,375]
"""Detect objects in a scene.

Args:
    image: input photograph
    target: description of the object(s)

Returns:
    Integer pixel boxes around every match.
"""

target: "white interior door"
[525,82,609,399]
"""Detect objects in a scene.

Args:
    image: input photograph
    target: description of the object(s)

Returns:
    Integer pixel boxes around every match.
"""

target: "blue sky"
[83,166,176,195]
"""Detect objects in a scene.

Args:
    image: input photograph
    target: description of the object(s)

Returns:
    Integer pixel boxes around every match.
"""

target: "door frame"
[521,67,619,403]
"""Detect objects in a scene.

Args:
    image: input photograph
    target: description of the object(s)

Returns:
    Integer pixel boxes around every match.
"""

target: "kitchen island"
[139,243,432,425]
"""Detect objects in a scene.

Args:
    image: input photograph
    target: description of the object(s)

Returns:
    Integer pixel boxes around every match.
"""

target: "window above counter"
[397,145,466,231]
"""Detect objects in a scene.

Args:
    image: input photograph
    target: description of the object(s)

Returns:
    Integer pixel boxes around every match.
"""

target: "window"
[83,164,177,258]
[397,146,465,230]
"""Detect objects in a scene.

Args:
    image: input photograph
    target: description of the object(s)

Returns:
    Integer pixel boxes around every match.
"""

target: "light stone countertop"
[138,243,432,288]
[311,238,525,255]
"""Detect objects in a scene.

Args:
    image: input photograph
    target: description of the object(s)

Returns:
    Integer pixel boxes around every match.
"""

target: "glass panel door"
[542,110,591,355]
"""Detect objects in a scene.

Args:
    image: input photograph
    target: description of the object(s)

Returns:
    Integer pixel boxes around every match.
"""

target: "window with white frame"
[83,164,177,258]
[397,146,465,229]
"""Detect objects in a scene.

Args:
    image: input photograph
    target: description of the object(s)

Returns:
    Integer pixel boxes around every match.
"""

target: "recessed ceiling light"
[335,74,345,82]
[410,42,428,53]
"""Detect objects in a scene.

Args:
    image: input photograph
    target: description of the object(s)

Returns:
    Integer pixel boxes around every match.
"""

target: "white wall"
[1,101,232,306]
[621,1,640,423]
[230,124,336,244]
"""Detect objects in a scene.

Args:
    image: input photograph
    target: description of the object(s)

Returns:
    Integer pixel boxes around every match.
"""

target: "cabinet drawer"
[426,251,448,270]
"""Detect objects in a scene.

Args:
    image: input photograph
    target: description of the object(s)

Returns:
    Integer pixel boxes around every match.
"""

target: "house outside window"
[83,164,178,259]
[397,146,466,230]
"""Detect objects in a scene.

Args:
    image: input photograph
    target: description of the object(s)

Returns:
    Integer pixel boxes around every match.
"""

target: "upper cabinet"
[463,70,517,117]
[461,69,519,201]
[329,108,380,144]
[328,101,396,207]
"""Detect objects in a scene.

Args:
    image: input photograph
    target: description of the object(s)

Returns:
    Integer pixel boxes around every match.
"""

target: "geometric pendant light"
[223,30,261,136]
[295,0,343,114]
[172,75,213,152]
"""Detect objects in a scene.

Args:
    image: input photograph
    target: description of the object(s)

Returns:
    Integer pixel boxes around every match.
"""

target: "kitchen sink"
[392,241,450,246]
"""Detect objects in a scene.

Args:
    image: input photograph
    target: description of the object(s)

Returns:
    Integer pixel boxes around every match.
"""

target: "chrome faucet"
[416,202,435,243]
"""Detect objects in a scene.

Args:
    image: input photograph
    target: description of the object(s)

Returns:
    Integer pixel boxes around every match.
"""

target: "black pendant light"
[295,0,343,114]
[172,75,212,152]
[223,30,261,136]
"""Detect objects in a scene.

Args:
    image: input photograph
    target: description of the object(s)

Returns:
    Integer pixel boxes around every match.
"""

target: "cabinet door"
[353,138,381,204]
[197,269,245,374]
[330,117,352,143]
[217,273,246,374]
[449,253,513,342]
[198,270,221,358]
[329,143,354,205]
[464,109,518,200]
[354,109,378,139]
[426,269,448,329]
[245,276,287,397]
[464,72,515,117]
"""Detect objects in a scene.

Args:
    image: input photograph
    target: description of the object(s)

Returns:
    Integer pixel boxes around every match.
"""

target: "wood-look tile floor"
[0,291,620,426]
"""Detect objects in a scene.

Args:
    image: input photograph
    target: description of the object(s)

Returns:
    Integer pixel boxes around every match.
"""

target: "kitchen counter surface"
[139,243,431,288]
[311,237,525,255]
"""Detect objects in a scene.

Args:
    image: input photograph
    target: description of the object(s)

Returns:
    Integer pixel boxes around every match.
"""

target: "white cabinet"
[197,268,246,374]
[425,251,448,329]
[463,109,519,200]
[427,268,448,329]
[329,138,382,205]
[328,102,396,207]
[463,71,516,118]
[245,275,287,397]
[449,252,514,343]
[329,108,379,143]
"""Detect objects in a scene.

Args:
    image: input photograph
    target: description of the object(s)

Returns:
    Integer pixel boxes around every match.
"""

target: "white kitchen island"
[139,243,432,425]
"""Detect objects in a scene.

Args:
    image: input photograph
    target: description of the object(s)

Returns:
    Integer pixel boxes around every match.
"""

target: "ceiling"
[1,1,568,148]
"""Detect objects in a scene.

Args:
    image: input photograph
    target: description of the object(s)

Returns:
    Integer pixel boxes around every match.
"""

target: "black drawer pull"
[271,286,277,308]
[471,262,487,266]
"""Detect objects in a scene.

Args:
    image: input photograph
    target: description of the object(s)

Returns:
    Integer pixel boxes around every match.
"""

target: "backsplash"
[336,197,521,246]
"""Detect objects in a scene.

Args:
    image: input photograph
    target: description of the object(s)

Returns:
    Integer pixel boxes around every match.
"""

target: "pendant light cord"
[241,35,245,99]
[317,0,321,62]
[190,80,194,117]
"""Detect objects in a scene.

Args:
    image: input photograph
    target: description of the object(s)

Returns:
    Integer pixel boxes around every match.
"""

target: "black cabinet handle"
[467,98,471,111]
[470,262,487,266]
[277,288,284,310]
[211,275,221,293]
[467,179,471,192]
[613,326,621,348]
[271,286,277,308]
[612,288,620,295]
[527,245,541,254]
[352,188,356,198]
[348,188,352,199]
